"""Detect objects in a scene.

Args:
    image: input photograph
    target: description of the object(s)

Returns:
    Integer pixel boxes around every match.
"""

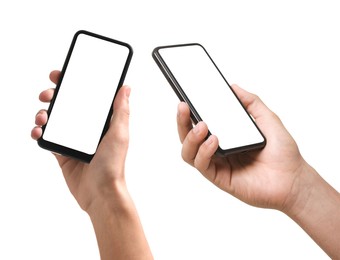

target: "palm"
[202,118,303,210]
[177,84,306,211]
[55,156,93,210]
[32,71,130,212]
[53,123,129,212]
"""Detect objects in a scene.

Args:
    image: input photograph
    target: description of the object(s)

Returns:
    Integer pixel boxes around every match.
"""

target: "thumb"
[96,85,131,161]
[231,84,271,121]
[231,84,289,143]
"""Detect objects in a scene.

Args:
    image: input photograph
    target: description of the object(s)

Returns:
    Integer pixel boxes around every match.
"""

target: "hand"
[31,70,131,212]
[32,71,153,259]
[177,84,308,211]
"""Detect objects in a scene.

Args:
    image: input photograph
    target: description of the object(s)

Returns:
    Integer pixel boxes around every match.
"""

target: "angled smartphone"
[38,30,133,162]
[152,43,266,156]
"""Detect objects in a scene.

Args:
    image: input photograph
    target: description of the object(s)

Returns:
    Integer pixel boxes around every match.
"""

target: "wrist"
[85,180,153,260]
[281,161,319,218]
[86,179,135,218]
[281,161,340,259]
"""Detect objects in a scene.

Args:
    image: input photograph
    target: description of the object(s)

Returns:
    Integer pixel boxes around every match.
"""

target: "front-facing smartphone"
[38,30,133,162]
[152,43,266,156]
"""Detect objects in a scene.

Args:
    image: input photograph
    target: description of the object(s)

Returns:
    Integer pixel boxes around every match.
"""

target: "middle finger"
[39,88,55,103]
[181,121,209,166]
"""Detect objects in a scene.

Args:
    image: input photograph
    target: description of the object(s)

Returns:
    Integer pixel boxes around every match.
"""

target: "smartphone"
[152,43,266,156]
[38,30,133,162]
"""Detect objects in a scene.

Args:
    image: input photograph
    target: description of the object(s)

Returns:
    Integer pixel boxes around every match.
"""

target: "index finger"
[177,102,193,143]
[49,70,61,84]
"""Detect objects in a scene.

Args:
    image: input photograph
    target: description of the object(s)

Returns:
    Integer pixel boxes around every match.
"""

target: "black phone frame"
[38,30,133,163]
[152,43,266,156]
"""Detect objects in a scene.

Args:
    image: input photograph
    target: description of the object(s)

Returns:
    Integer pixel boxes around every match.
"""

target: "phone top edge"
[75,30,134,53]
[153,43,202,52]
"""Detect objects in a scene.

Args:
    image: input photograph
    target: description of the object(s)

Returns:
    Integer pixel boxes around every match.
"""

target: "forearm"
[87,182,153,260]
[284,163,340,259]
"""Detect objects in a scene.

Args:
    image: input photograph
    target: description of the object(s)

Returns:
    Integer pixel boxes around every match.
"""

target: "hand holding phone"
[38,30,133,162]
[152,43,266,156]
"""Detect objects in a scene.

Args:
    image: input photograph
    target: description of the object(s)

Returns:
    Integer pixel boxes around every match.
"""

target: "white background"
[1,1,339,259]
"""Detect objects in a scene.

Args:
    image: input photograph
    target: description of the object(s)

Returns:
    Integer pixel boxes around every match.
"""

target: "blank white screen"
[159,45,264,151]
[43,33,130,155]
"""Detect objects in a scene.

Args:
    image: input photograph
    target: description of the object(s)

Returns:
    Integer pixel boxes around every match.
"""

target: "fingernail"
[177,102,187,118]
[35,110,43,117]
[125,86,131,98]
[193,122,202,134]
[205,135,214,146]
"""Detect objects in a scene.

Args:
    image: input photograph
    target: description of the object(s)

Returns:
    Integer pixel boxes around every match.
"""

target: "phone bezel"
[38,30,133,162]
[152,43,266,156]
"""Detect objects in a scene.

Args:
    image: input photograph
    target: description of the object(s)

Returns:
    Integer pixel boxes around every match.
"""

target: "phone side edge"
[152,46,202,124]
[99,44,133,149]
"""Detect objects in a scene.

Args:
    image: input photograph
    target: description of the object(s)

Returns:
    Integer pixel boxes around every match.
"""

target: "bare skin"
[33,71,340,259]
[32,70,153,260]
[177,84,340,259]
